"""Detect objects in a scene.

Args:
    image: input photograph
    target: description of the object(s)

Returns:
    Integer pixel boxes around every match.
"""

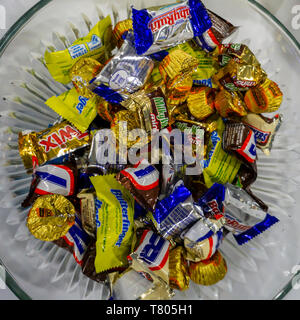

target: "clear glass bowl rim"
[0,0,299,300]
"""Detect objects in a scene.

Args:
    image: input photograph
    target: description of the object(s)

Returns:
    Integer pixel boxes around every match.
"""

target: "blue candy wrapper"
[224,184,279,245]
[197,183,226,219]
[132,0,212,55]
[151,182,202,240]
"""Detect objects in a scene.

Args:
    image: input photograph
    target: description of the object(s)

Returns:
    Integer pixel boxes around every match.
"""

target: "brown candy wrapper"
[116,161,160,212]
[215,89,247,117]
[222,122,257,164]
[244,79,283,114]
[234,161,258,189]
[169,246,190,291]
[189,250,227,286]
[187,87,216,120]
[27,194,76,241]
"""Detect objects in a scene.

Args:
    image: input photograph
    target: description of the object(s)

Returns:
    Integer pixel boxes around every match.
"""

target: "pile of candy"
[18,0,283,299]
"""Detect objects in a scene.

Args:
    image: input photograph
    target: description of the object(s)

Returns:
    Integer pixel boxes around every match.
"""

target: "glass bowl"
[0,0,300,300]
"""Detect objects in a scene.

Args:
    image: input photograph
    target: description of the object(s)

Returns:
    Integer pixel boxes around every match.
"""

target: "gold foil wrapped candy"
[189,250,227,286]
[215,89,247,117]
[244,78,283,114]
[169,246,190,291]
[70,57,103,98]
[112,19,133,48]
[187,87,216,120]
[27,194,76,241]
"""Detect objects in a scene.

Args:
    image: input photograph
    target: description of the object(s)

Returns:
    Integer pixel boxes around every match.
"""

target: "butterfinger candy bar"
[18,121,90,171]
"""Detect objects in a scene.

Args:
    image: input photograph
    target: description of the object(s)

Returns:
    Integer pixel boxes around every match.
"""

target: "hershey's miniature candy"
[121,87,170,132]
[18,121,90,171]
[189,250,227,285]
[132,0,212,55]
[53,215,91,265]
[215,89,247,117]
[224,183,279,245]
[242,113,282,156]
[222,122,257,164]
[169,246,190,291]
[187,87,216,120]
[44,16,112,84]
[70,57,103,98]
[89,32,154,104]
[116,161,160,212]
[151,182,202,240]
[27,194,76,241]
[90,174,135,273]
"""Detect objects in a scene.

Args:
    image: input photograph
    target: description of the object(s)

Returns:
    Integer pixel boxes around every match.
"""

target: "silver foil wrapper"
[89,32,154,97]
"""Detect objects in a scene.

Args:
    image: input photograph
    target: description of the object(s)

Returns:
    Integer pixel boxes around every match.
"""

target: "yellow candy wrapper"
[90,175,135,273]
[45,88,98,133]
[18,121,90,171]
[203,117,242,188]
[45,16,112,84]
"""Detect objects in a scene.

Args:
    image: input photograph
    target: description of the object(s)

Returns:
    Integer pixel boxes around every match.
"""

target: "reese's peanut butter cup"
[169,246,190,291]
[27,194,76,241]
[215,89,247,117]
[189,250,227,286]
[112,19,133,48]
[244,78,283,114]
[187,87,216,120]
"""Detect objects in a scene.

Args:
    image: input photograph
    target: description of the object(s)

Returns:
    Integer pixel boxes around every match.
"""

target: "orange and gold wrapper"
[112,19,133,48]
[187,87,216,120]
[215,89,247,118]
[244,78,283,114]
[213,59,267,91]
[159,49,199,88]
[18,121,90,171]
[166,76,193,107]
[27,194,75,241]
[70,57,103,98]
[169,246,190,291]
[189,250,227,286]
